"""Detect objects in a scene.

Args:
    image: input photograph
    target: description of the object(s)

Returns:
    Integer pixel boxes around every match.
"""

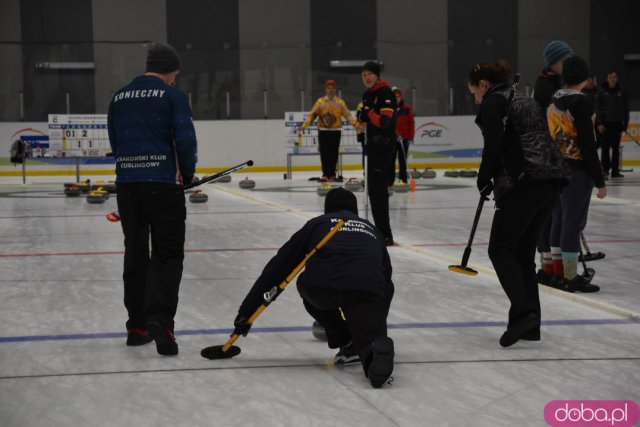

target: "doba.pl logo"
[544,400,640,426]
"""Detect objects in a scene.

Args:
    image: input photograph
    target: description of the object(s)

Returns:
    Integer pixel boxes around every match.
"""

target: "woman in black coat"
[468,60,569,347]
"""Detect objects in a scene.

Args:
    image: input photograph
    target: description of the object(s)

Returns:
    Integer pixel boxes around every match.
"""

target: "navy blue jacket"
[107,75,197,185]
[238,210,394,317]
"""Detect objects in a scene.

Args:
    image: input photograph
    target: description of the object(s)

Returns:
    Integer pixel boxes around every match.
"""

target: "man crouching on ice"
[233,188,395,388]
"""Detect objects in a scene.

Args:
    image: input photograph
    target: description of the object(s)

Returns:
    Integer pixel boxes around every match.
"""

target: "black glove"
[478,180,494,200]
[233,314,252,337]
[357,133,365,144]
[182,175,194,186]
[357,107,370,123]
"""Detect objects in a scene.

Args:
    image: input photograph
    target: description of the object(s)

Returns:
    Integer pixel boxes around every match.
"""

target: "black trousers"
[387,138,410,185]
[488,182,561,330]
[367,142,395,239]
[599,122,623,174]
[117,183,186,331]
[297,282,389,368]
[318,130,341,178]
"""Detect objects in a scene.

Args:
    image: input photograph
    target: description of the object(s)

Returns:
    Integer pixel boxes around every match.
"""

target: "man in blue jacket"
[108,42,197,356]
[233,188,395,388]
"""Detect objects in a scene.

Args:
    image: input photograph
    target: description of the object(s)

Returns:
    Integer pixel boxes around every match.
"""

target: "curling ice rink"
[1,171,639,427]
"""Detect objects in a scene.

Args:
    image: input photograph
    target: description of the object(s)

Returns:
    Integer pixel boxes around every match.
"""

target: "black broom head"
[201,344,241,360]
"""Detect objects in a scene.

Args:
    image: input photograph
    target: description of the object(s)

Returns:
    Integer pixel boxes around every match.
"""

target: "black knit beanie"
[562,55,589,86]
[146,42,181,74]
[325,187,358,215]
[362,61,381,77]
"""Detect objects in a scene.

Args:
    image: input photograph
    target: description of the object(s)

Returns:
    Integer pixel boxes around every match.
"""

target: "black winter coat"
[596,82,629,126]
[238,210,394,317]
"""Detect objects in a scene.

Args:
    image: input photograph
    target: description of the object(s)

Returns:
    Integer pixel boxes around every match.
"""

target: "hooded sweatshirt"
[547,89,605,188]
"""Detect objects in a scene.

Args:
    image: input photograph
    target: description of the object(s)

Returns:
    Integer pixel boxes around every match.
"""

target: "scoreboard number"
[48,114,109,157]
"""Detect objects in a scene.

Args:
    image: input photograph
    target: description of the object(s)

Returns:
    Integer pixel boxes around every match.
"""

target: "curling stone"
[393,181,410,193]
[216,174,232,183]
[317,183,333,196]
[63,182,79,189]
[444,170,460,178]
[410,169,422,179]
[64,185,81,197]
[78,181,91,193]
[239,177,255,189]
[189,190,208,203]
[459,169,478,178]
[98,187,110,199]
[344,177,362,192]
[312,321,328,341]
[86,189,108,204]
[89,187,109,200]
[422,169,436,179]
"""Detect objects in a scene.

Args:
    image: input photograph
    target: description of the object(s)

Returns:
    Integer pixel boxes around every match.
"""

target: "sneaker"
[563,275,600,293]
[611,173,624,178]
[385,237,394,247]
[146,321,179,356]
[319,176,329,182]
[366,337,394,388]
[126,327,153,346]
[334,342,360,365]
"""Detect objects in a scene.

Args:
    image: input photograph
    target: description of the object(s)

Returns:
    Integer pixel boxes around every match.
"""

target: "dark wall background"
[448,0,518,115]
[591,0,640,109]
[310,0,377,111]
[20,0,95,120]
[2,0,638,121]
[167,0,240,119]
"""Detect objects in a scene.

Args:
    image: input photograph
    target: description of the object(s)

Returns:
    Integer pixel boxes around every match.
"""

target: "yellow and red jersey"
[301,96,356,130]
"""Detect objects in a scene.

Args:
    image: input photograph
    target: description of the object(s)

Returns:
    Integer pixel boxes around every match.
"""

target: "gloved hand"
[357,107,370,123]
[478,180,494,200]
[407,140,412,145]
[397,135,403,144]
[357,133,365,144]
[233,314,252,337]
[182,175,194,186]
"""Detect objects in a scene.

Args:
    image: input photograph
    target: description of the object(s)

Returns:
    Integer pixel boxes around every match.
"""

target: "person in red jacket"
[389,87,415,184]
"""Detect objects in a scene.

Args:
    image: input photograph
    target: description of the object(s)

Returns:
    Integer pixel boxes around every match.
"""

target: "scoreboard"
[48,114,110,157]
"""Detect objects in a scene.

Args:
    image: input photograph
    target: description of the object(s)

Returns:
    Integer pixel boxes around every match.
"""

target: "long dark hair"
[468,59,513,86]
